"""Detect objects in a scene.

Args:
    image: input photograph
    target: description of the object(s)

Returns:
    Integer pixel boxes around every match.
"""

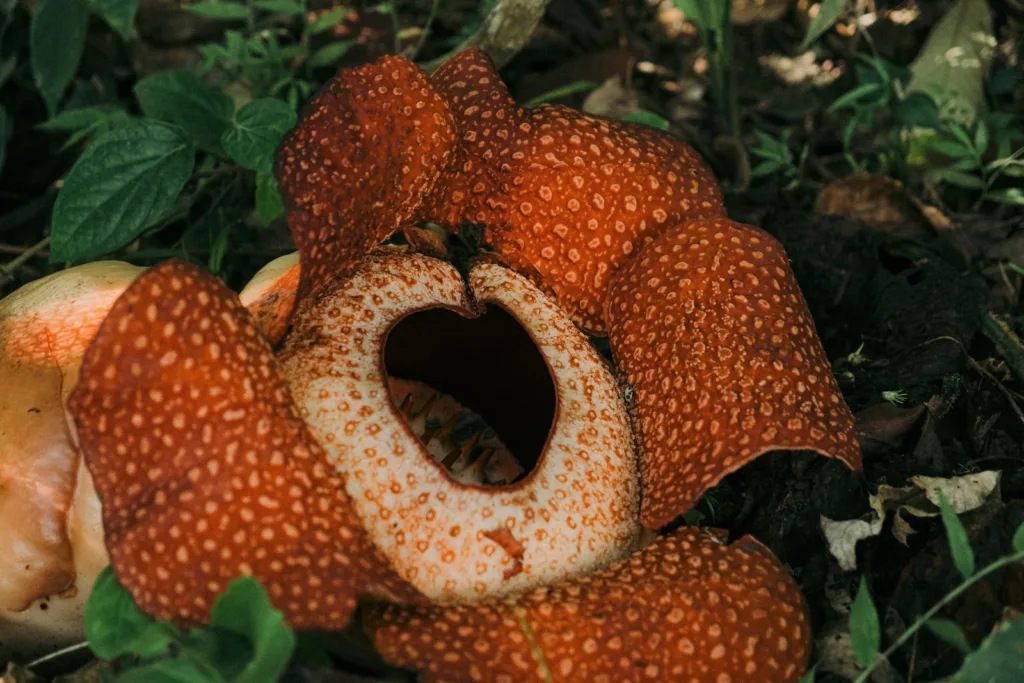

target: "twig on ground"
[0,236,51,285]
[422,0,555,72]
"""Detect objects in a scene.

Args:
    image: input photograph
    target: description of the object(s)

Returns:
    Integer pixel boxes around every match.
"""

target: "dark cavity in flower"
[383,306,556,487]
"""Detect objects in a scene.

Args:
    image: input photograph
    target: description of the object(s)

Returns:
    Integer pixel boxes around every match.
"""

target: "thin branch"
[0,236,51,284]
[422,0,554,72]
[0,243,50,256]
[412,0,443,60]
[853,550,1024,683]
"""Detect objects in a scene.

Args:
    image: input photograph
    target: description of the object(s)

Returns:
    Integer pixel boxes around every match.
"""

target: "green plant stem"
[707,51,738,138]
[245,0,257,33]
[387,2,401,55]
[422,0,554,72]
[701,9,739,140]
[0,236,51,281]
[412,0,442,60]
[981,312,1024,385]
[853,550,1024,683]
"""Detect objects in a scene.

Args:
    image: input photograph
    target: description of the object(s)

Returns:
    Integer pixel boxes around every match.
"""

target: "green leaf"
[990,68,1020,96]
[308,8,345,34]
[671,1,710,33]
[209,577,296,683]
[800,0,850,49]
[937,489,976,578]
[951,617,1024,683]
[50,121,194,262]
[1014,523,1024,553]
[255,173,284,226]
[134,70,234,150]
[91,0,140,40]
[85,566,179,659]
[906,0,994,126]
[928,618,972,652]
[208,223,231,274]
[0,56,16,90]
[990,188,1024,206]
[521,80,600,109]
[974,120,989,155]
[850,577,880,668]
[41,105,133,150]
[255,0,305,13]
[184,1,252,19]
[950,122,974,148]
[37,104,125,132]
[308,40,355,68]
[927,138,975,159]
[898,92,941,128]
[30,0,89,116]
[622,109,670,131]
[951,157,980,172]
[998,165,1024,178]
[829,83,883,112]
[933,168,985,189]
[222,99,296,174]
[672,0,729,36]
[798,665,816,683]
[750,159,782,178]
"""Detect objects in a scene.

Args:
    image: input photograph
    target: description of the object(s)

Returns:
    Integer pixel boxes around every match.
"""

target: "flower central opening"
[383,305,556,487]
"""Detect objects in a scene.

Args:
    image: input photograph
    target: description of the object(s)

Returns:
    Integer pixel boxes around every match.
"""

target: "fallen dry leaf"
[824,471,1002,565]
[732,0,793,24]
[855,402,927,453]
[402,227,448,260]
[759,51,844,86]
[581,76,640,120]
[815,173,952,236]
[911,471,1001,512]
[821,515,883,572]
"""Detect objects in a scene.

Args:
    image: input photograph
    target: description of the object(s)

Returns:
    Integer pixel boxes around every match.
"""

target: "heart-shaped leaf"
[210,577,296,683]
[222,98,296,174]
[85,567,180,660]
[91,0,140,40]
[135,70,234,150]
[50,120,194,262]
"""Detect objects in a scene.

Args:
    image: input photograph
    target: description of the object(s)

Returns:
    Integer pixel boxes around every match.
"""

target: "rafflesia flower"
[0,49,860,681]
[0,259,298,658]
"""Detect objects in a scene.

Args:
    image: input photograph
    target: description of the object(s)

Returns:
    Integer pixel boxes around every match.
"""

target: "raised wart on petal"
[367,527,812,683]
[67,260,422,628]
[603,217,861,529]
